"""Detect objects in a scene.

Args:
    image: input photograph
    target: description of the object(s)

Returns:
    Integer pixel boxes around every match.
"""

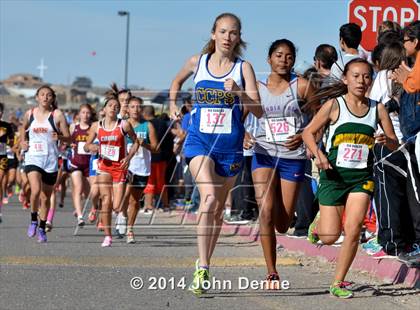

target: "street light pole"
[118,11,130,88]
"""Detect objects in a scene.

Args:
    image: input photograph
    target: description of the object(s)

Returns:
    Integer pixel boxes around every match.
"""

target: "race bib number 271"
[336,143,369,169]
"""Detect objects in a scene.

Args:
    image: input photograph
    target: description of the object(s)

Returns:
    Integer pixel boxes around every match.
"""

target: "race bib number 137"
[199,108,232,134]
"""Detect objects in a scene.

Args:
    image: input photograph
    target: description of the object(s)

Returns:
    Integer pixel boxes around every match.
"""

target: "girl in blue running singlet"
[169,13,262,295]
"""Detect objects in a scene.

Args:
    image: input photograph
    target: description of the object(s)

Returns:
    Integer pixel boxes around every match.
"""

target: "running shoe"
[307,211,320,244]
[287,230,308,239]
[188,268,210,296]
[398,243,420,267]
[37,227,47,243]
[22,202,30,210]
[0,213,2,224]
[118,216,127,235]
[101,236,112,247]
[77,216,85,227]
[7,191,12,198]
[88,210,97,223]
[372,249,395,260]
[2,197,8,204]
[45,221,53,232]
[362,237,382,255]
[58,203,64,208]
[18,191,25,203]
[329,280,353,298]
[115,213,122,231]
[223,214,250,225]
[27,221,38,237]
[264,272,281,290]
[143,208,153,215]
[331,234,345,247]
[126,231,136,244]
[97,221,105,231]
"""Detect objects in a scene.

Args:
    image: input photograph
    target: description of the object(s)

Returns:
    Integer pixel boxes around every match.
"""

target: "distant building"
[2,73,44,88]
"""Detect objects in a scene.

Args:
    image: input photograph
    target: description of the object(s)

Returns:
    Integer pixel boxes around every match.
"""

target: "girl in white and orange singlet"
[20,85,70,243]
[84,95,140,247]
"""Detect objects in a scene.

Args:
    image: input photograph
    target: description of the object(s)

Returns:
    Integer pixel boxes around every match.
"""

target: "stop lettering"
[348,0,420,51]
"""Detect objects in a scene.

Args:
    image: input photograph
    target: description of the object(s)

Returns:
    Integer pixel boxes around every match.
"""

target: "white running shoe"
[119,216,127,235]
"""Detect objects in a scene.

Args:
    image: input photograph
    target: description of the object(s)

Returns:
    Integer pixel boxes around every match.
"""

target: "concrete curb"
[181,212,420,288]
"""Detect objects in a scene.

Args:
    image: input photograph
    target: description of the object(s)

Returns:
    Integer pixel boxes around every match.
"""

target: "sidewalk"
[181,212,420,288]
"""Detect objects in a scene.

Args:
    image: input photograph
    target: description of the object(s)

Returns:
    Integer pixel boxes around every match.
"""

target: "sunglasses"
[402,38,413,43]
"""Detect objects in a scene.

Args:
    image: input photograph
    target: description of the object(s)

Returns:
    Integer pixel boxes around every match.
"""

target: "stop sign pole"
[348,0,420,51]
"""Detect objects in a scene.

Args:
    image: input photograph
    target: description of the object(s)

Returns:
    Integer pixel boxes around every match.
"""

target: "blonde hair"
[201,13,246,57]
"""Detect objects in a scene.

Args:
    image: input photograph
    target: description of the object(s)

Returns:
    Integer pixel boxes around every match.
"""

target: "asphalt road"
[1,196,419,310]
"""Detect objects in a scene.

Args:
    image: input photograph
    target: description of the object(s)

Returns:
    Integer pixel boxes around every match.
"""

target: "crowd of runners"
[0,13,419,299]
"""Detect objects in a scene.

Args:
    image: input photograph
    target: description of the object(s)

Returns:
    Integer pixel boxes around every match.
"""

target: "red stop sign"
[348,0,420,51]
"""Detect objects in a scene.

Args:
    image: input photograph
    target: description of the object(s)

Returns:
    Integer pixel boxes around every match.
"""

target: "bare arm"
[169,55,200,118]
[240,61,262,118]
[376,103,399,151]
[302,99,338,170]
[144,122,159,153]
[122,121,140,164]
[54,110,71,144]
[84,122,98,153]
[19,110,31,151]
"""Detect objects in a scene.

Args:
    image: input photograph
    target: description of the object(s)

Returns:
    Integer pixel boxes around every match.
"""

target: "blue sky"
[1,0,350,89]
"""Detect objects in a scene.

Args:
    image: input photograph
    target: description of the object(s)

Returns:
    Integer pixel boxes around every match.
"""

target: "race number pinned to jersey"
[199,108,232,134]
[265,117,296,142]
[336,143,369,169]
[100,144,120,162]
[29,141,48,156]
[77,142,89,155]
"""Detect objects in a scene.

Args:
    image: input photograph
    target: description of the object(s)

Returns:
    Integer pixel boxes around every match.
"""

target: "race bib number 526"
[265,117,296,142]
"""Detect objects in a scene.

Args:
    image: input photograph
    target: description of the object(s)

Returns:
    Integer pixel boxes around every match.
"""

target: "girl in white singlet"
[20,85,70,243]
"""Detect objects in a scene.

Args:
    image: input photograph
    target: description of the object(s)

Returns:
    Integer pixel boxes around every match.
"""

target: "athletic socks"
[39,220,46,230]
[47,208,55,223]
[31,212,38,222]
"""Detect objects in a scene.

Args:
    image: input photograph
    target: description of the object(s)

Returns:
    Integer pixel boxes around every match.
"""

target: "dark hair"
[103,95,120,109]
[128,96,144,105]
[403,20,420,50]
[377,30,403,46]
[142,105,155,117]
[268,39,296,60]
[308,58,373,104]
[371,44,385,66]
[202,13,246,57]
[378,42,405,71]
[379,43,405,99]
[339,23,362,49]
[106,83,132,99]
[0,102,4,112]
[302,67,324,90]
[378,21,402,37]
[36,85,57,110]
[314,44,338,69]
